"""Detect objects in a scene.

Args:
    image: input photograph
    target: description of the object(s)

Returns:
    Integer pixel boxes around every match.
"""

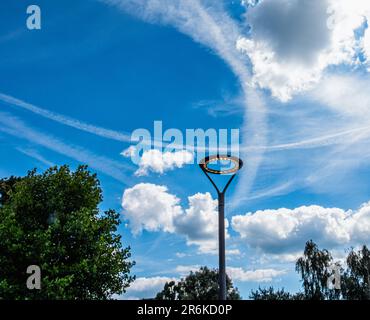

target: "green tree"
[249,287,295,300]
[0,165,135,300]
[155,266,241,300]
[0,176,22,205]
[295,240,335,300]
[250,241,342,300]
[342,246,370,300]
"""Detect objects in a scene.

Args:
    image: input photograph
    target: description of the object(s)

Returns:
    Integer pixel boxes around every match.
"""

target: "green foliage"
[295,240,334,300]
[0,176,22,206]
[250,241,370,300]
[249,287,297,300]
[0,165,135,300]
[155,266,241,300]
[342,246,370,300]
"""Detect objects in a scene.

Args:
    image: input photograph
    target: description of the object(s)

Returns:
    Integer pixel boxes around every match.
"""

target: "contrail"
[2,91,368,156]
[0,92,186,150]
[15,147,56,168]
[245,125,370,152]
[0,92,132,143]
[103,0,270,206]
[0,112,131,183]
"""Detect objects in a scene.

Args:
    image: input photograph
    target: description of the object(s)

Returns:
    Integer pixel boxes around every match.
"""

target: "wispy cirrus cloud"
[101,0,370,211]
[15,147,56,168]
[102,0,268,208]
[0,92,132,142]
[233,0,370,205]
[0,112,131,183]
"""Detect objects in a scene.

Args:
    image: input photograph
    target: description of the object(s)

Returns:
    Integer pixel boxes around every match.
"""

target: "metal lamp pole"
[199,155,243,300]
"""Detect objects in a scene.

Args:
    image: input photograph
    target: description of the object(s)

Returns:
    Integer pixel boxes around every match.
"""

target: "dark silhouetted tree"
[250,241,343,300]
[250,287,296,300]
[295,240,334,300]
[342,246,370,300]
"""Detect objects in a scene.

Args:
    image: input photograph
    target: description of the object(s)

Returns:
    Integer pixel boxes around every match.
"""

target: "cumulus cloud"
[227,249,241,256]
[122,184,227,253]
[175,252,188,258]
[174,192,228,254]
[246,0,331,63]
[238,0,370,101]
[232,201,370,253]
[175,265,285,282]
[122,267,285,299]
[350,202,370,243]
[122,148,193,176]
[122,183,182,235]
[227,267,287,282]
[175,265,201,275]
[104,0,269,206]
[241,0,258,7]
[365,28,370,70]
[123,276,177,299]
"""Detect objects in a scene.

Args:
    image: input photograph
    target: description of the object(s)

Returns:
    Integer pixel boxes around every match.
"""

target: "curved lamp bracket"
[199,154,243,195]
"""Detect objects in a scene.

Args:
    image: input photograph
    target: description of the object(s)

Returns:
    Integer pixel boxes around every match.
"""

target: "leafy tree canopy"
[155,266,241,300]
[251,241,370,300]
[295,240,334,300]
[250,287,302,300]
[0,165,135,300]
[342,246,370,300]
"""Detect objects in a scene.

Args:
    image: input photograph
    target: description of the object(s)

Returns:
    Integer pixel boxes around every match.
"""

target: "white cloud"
[310,74,370,119]
[93,0,370,213]
[174,192,228,254]
[122,183,182,235]
[241,0,258,7]
[227,267,287,282]
[365,28,370,70]
[122,184,228,254]
[104,0,269,209]
[123,149,193,176]
[238,0,370,101]
[175,252,188,258]
[226,249,241,256]
[123,276,177,299]
[175,265,286,282]
[175,265,201,275]
[232,201,370,253]
[245,0,331,63]
[265,252,302,264]
[349,202,370,243]
[123,267,285,299]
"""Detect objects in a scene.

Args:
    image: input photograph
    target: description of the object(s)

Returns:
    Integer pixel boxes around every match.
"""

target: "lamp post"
[199,154,243,300]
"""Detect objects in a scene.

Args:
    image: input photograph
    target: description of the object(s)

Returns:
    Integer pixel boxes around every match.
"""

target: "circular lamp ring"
[199,154,243,175]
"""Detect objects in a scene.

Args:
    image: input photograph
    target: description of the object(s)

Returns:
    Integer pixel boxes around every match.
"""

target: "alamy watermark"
[327,263,341,290]
[124,121,240,166]
[26,5,41,30]
[26,265,41,290]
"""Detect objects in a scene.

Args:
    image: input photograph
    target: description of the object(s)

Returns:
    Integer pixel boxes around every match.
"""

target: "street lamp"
[199,154,243,300]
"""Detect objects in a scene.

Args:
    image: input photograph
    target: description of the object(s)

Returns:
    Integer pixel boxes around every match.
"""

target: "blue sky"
[2,0,370,299]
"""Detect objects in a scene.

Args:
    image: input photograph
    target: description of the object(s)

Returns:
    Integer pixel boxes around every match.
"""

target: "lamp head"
[199,154,243,175]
